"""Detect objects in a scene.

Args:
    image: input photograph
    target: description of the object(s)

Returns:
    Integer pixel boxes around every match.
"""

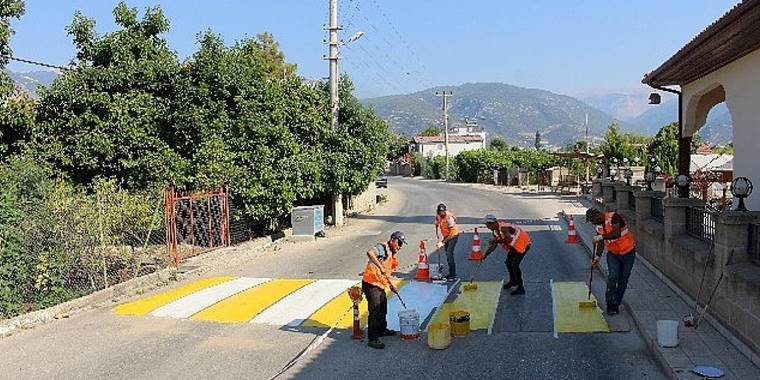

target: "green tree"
[648,122,703,175]
[490,137,509,151]
[0,0,25,96]
[535,130,541,150]
[419,125,441,136]
[387,134,410,160]
[33,2,185,189]
[599,122,648,163]
[0,0,31,160]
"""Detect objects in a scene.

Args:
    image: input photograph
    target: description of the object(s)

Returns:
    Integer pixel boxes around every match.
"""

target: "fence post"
[164,187,179,267]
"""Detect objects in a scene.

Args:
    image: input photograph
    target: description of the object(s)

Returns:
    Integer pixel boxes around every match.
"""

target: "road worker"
[361,230,406,349]
[434,203,461,281]
[481,214,532,295]
[586,208,636,315]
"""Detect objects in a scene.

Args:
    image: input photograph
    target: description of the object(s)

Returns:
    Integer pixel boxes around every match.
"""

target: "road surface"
[0,177,667,380]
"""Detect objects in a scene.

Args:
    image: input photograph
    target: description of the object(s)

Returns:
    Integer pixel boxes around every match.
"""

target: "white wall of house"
[682,48,760,210]
[418,140,485,157]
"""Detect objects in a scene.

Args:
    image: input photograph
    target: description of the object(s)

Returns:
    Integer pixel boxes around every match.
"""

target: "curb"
[557,210,675,378]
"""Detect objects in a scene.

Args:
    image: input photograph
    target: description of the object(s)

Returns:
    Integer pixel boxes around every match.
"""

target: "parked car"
[375,176,388,188]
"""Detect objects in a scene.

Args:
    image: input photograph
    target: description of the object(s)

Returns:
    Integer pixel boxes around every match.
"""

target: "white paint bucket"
[429,264,442,280]
[657,320,679,347]
[398,309,420,340]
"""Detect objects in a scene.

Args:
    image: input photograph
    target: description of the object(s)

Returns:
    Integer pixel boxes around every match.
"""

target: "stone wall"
[592,179,760,355]
[346,181,377,214]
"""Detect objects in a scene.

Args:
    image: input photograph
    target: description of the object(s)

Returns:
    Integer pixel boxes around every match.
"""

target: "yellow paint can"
[427,323,451,350]
[449,310,470,337]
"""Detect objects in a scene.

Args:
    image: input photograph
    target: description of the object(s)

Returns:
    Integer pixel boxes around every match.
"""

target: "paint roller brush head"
[578,299,597,308]
[462,283,478,291]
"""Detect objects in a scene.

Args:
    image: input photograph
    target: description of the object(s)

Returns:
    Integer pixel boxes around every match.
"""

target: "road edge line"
[550,278,558,339]
[487,279,503,335]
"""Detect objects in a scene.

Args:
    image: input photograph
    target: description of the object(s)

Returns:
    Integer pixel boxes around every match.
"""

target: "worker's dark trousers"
[505,245,530,288]
[362,281,387,341]
[605,250,636,307]
[445,235,460,277]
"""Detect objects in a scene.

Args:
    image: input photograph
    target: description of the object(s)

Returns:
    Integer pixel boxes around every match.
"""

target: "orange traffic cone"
[414,241,430,281]
[566,215,579,244]
[468,228,484,260]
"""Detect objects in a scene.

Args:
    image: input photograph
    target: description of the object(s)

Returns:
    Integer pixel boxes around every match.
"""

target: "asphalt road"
[0,177,667,380]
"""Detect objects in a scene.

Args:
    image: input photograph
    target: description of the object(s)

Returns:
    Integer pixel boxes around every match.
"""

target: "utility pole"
[435,90,452,181]
[585,111,590,183]
[326,0,344,226]
[328,0,340,131]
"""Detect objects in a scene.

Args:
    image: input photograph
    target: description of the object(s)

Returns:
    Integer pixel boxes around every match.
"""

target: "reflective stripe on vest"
[436,211,460,238]
[597,212,635,255]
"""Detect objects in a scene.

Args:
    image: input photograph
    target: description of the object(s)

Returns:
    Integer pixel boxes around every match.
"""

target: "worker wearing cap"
[481,214,532,295]
[362,231,406,349]
[586,208,636,315]
[434,203,461,281]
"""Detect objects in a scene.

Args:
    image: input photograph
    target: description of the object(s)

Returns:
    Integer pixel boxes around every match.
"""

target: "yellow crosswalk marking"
[552,281,609,333]
[113,276,236,316]
[191,279,313,323]
[303,280,405,329]
[430,281,502,331]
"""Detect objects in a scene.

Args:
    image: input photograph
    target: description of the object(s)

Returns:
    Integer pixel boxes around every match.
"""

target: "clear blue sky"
[8,0,740,98]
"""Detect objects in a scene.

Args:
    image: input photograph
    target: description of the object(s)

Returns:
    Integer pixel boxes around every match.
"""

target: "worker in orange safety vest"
[481,214,532,295]
[435,203,461,281]
[586,208,636,315]
[361,230,406,349]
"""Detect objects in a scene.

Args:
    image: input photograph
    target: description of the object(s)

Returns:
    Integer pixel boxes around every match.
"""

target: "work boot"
[445,274,458,282]
[502,281,517,289]
[606,305,619,315]
[381,329,397,337]
[510,287,526,296]
[367,340,385,349]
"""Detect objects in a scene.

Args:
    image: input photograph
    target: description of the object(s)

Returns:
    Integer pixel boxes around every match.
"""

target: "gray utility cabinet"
[291,205,325,236]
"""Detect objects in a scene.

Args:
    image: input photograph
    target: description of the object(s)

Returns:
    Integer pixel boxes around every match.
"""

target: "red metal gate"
[164,187,231,266]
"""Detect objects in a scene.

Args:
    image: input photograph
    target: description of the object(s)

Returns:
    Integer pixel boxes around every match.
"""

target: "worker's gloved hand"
[436,241,444,249]
[592,235,604,244]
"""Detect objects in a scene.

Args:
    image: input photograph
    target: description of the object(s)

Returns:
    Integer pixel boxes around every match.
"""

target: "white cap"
[484,214,497,223]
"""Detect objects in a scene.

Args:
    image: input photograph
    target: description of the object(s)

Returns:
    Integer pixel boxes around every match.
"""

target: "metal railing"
[628,192,636,211]
[685,206,715,243]
[749,224,760,265]
[651,197,664,222]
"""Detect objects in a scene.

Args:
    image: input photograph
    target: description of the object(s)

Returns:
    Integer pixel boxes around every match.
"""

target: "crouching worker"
[481,214,532,295]
[362,231,407,349]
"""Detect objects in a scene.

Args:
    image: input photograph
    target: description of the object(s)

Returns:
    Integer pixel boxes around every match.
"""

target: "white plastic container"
[398,309,420,340]
[657,320,679,347]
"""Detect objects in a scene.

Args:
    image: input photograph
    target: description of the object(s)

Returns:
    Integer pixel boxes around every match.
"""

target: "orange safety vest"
[596,212,635,255]
[495,220,531,254]
[362,242,397,288]
[436,211,460,238]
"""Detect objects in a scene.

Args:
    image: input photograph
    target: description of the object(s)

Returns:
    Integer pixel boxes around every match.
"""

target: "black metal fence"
[686,207,715,243]
[749,224,760,265]
[628,192,636,211]
[651,197,664,222]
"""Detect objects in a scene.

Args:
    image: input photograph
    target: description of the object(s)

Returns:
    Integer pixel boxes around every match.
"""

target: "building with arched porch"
[643,0,760,210]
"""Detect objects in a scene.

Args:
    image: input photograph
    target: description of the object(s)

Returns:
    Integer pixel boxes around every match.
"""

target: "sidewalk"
[561,201,760,379]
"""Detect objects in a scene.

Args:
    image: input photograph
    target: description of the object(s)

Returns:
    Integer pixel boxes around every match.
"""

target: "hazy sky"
[8,0,740,98]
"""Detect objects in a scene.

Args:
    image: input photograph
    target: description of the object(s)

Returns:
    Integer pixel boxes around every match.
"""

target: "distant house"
[412,135,486,158]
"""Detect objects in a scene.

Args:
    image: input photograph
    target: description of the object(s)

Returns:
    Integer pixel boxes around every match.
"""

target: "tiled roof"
[413,135,484,144]
[643,0,760,86]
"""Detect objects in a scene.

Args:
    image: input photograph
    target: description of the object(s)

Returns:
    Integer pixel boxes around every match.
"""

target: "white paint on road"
[251,279,357,327]
[150,277,270,319]
[386,281,449,331]
[550,278,558,339]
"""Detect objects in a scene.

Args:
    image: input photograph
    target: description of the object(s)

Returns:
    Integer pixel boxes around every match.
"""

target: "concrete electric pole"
[435,90,453,181]
[585,111,590,183]
[327,0,344,226]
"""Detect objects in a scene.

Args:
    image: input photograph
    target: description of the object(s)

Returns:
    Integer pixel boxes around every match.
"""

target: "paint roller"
[578,241,599,309]
[463,260,485,291]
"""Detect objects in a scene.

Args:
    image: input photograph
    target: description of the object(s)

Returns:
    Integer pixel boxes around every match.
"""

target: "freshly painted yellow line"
[552,281,609,333]
[191,279,313,323]
[430,281,502,331]
[113,276,236,316]
[302,280,405,329]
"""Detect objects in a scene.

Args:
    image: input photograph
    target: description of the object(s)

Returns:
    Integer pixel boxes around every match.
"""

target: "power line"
[4,55,69,71]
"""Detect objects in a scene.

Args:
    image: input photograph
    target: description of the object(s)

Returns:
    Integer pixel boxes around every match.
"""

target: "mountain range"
[6,69,58,98]
[362,83,733,146]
